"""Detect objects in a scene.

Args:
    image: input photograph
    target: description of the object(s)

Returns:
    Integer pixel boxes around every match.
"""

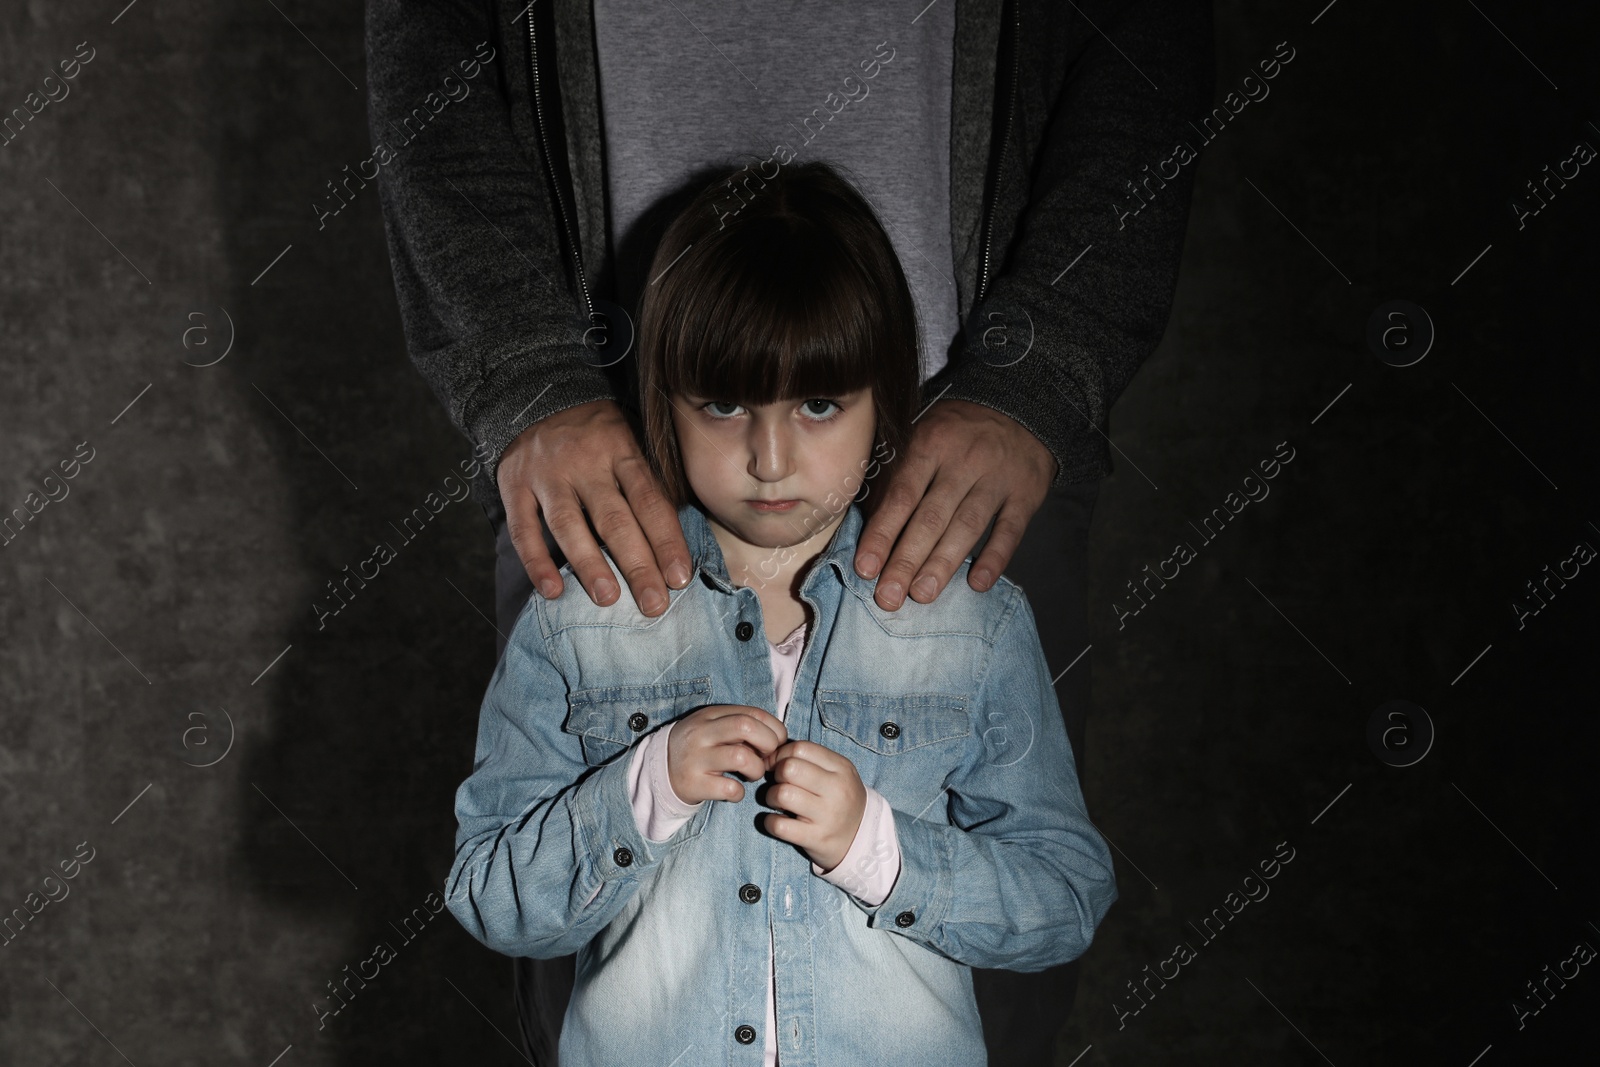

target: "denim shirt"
[446,502,1118,1067]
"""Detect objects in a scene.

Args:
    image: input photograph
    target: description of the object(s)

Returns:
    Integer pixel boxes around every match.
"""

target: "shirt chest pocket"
[815,691,971,808]
[562,677,714,767]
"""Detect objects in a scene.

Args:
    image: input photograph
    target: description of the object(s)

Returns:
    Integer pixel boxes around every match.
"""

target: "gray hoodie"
[365,0,1213,509]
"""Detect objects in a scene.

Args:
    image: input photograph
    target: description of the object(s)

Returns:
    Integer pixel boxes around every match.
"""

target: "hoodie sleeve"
[445,601,710,958]
[365,0,615,483]
[845,585,1118,971]
[936,0,1215,488]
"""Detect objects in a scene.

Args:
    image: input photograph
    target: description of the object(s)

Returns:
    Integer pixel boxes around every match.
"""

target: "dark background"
[1,1,1595,1064]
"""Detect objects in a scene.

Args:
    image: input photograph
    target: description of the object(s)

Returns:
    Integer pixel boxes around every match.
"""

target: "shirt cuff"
[579,729,704,915]
[630,720,703,844]
[811,786,901,907]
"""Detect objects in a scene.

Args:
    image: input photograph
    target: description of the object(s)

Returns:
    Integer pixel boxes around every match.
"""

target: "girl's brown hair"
[637,159,920,507]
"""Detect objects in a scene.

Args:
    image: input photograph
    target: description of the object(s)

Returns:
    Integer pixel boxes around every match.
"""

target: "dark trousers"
[482,481,1099,1066]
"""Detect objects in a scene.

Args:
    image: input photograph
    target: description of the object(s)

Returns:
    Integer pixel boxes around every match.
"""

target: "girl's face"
[670,387,877,550]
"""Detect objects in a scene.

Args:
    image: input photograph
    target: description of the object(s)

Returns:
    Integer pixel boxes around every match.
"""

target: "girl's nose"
[748,419,795,483]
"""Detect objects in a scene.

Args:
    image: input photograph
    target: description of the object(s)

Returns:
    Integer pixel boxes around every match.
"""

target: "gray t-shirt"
[593,0,958,381]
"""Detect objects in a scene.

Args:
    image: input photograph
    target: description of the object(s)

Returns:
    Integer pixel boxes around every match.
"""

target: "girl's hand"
[759,741,867,873]
[666,705,788,804]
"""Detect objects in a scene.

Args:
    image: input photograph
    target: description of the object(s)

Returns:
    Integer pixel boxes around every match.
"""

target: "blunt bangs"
[638,160,920,506]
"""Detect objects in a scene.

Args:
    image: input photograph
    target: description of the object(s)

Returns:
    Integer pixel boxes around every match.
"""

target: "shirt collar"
[678,501,873,601]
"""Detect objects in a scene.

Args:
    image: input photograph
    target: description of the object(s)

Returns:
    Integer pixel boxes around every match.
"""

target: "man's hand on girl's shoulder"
[497,399,693,617]
[854,399,1056,611]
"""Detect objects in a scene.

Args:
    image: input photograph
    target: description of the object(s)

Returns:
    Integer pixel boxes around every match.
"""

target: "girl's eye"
[704,399,851,422]
[800,398,840,420]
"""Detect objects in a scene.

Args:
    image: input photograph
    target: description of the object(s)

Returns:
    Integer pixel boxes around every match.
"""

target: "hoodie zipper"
[974,0,1020,312]
[526,5,595,324]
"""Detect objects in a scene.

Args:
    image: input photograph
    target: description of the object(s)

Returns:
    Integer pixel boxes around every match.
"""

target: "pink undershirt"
[582,621,902,1067]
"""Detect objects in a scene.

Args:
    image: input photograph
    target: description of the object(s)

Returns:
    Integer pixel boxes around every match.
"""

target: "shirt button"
[738,883,762,904]
[895,910,916,927]
[735,620,755,641]
[613,847,634,868]
[879,721,901,740]
[734,1023,757,1044]
[628,712,648,732]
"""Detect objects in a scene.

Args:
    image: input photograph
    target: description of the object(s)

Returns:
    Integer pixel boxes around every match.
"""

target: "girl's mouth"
[747,499,800,512]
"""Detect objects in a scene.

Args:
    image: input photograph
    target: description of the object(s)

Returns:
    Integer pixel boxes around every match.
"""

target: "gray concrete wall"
[2,2,1594,1064]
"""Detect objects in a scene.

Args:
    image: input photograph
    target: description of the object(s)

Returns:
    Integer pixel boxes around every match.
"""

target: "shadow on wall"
[203,5,514,1062]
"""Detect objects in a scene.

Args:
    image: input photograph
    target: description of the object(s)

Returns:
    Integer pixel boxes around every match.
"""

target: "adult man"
[368,1,1210,1062]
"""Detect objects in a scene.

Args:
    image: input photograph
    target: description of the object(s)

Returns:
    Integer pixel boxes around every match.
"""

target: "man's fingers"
[969,500,1030,592]
[604,454,694,614]
[494,399,691,613]
[569,476,668,617]
[540,493,619,606]
[872,473,975,610]
[615,454,694,591]
[908,490,1004,603]
[503,486,565,600]
[854,454,936,581]
[853,399,1054,607]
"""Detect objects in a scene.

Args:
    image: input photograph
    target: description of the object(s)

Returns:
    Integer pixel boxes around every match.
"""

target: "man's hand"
[760,740,867,874]
[855,399,1057,610]
[496,399,692,616]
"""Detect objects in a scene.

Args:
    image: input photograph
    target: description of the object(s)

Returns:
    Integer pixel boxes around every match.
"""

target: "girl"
[446,161,1117,1066]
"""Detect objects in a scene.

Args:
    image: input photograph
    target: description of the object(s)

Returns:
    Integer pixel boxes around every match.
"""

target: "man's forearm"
[940,0,1215,488]
[366,0,616,484]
